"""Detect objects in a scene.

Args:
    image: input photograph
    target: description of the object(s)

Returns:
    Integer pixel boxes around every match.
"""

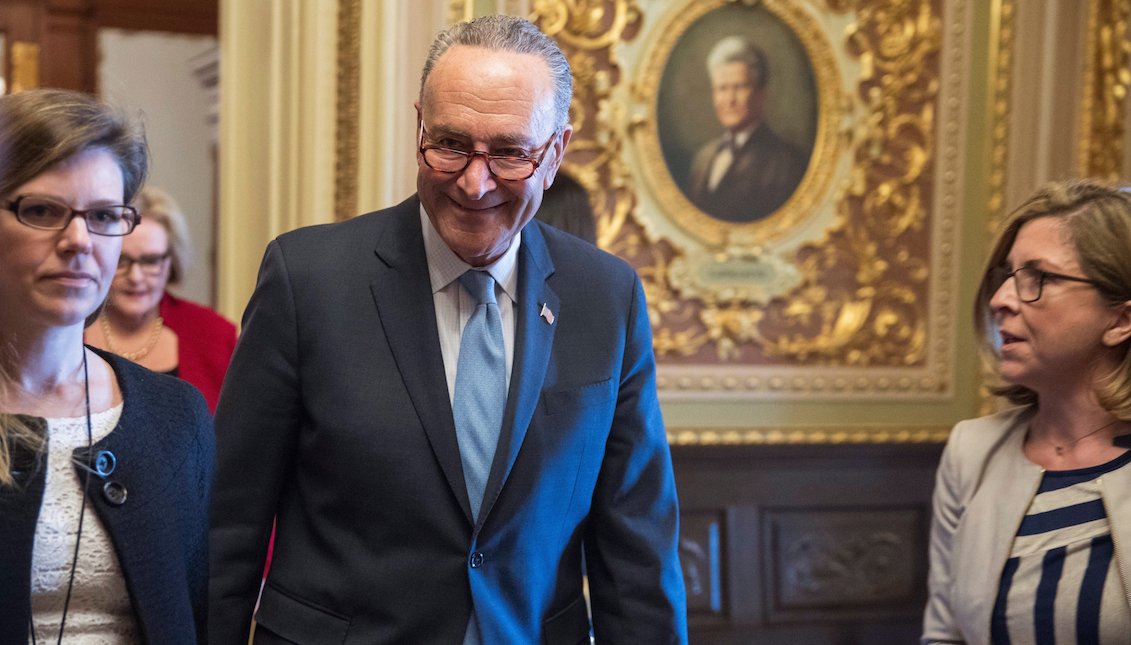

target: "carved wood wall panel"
[764,508,923,618]
[673,443,939,642]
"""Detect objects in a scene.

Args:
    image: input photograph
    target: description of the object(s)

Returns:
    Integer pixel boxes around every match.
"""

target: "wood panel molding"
[94,0,217,34]
[674,443,940,641]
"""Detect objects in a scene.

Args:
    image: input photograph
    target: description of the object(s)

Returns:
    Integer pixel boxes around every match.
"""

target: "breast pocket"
[541,377,616,416]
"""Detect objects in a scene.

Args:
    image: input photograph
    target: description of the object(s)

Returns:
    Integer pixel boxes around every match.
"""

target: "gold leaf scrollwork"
[1078,0,1130,180]
[533,0,644,253]
[534,0,956,397]
[737,0,939,365]
[536,0,642,50]
[335,0,361,222]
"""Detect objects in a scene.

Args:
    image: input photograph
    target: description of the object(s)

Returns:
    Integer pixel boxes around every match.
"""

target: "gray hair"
[419,15,572,130]
[706,36,768,89]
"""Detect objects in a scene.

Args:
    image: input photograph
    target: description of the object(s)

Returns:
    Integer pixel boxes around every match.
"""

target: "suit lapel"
[1102,464,1131,608]
[477,223,558,527]
[964,415,1042,642]
[370,199,473,522]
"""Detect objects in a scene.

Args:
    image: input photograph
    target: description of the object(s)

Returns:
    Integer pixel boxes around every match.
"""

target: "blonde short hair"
[133,186,193,285]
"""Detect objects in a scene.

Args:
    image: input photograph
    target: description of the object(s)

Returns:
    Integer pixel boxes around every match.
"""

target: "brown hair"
[0,88,148,486]
[0,88,148,204]
[975,179,1131,415]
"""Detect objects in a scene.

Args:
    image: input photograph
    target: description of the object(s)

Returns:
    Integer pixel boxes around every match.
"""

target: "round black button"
[95,450,116,477]
[469,552,484,568]
[102,481,127,506]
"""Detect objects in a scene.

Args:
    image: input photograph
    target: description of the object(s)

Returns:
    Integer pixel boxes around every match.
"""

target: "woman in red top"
[86,186,236,412]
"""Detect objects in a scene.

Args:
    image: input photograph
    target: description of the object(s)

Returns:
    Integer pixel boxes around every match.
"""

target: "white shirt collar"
[419,204,520,303]
[730,122,760,149]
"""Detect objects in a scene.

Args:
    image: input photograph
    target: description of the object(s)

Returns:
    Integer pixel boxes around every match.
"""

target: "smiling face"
[107,217,170,323]
[0,148,125,331]
[416,45,571,267]
[710,61,764,132]
[990,216,1127,395]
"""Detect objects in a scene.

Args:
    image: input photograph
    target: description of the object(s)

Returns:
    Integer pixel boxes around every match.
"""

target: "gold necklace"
[100,314,164,361]
[1035,419,1120,456]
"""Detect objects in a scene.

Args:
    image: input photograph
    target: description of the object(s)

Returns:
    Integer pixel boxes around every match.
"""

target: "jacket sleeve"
[922,423,968,645]
[209,240,302,644]
[584,274,689,644]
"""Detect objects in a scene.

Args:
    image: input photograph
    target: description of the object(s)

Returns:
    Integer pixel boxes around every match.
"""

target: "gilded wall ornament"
[538,0,967,402]
[1077,0,1130,180]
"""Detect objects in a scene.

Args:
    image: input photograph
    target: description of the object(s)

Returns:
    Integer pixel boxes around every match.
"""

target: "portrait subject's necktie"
[707,135,737,192]
[452,270,506,523]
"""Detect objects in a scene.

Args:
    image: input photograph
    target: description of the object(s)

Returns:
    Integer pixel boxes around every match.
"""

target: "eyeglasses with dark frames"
[4,195,140,236]
[117,252,171,276]
[987,265,1100,303]
[417,122,557,181]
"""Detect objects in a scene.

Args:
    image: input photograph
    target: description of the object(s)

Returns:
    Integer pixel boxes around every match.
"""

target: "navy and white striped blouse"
[991,450,1131,644]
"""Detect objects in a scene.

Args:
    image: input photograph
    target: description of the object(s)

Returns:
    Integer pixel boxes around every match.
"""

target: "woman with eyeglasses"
[0,89,212,643]
[85,186,236,413]
[923,179,1131,644]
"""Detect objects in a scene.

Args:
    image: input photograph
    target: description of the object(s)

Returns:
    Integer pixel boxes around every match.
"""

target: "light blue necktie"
[453,270,506,520]
[454,271,506,645]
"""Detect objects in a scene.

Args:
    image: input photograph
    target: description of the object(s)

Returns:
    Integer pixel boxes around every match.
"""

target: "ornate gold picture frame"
[539,0,968,403]
[636,0,843,247]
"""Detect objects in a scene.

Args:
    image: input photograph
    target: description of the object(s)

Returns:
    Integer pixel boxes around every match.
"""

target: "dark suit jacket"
[209,196,687,644]
[0,348,213,644]
[687,123,808,222]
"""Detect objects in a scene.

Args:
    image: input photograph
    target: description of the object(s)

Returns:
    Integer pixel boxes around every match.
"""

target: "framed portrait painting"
[537,0,969,416]
[657,3,818,225]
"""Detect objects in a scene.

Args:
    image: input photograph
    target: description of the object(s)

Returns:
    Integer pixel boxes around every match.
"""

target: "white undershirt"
[30,403,136,644]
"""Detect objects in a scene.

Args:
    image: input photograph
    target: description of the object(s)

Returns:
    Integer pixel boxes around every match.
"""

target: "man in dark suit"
[687,36,809,223]
[209,15,687,645]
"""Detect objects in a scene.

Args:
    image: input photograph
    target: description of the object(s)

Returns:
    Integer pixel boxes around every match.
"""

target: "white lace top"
[29,403,138,644]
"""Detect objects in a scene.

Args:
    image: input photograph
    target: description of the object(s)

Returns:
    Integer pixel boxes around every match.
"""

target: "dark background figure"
[686,35,808,223]
[0,88,212,644]
[923,180,1131,643]
[86,185,237,412]
[209,14,687,645]
[534,171,597,244]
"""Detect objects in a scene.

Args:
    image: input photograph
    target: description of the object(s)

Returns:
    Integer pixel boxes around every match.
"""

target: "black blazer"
[209,197,687,644]
[0,348,214,644]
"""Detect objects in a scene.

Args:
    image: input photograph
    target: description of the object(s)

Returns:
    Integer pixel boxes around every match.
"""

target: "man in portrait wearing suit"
[208,14,687,645]
[687,35,809,223]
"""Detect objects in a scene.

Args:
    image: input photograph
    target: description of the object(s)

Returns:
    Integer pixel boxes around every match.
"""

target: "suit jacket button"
[469,552,484,568]
[95,450,117,477]
[102,481,128,506]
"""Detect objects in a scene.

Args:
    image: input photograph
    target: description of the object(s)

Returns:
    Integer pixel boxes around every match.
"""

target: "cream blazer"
[922,406,1131,644]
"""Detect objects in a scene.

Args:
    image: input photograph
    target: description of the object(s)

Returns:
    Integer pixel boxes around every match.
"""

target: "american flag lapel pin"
[539,303,555,325]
